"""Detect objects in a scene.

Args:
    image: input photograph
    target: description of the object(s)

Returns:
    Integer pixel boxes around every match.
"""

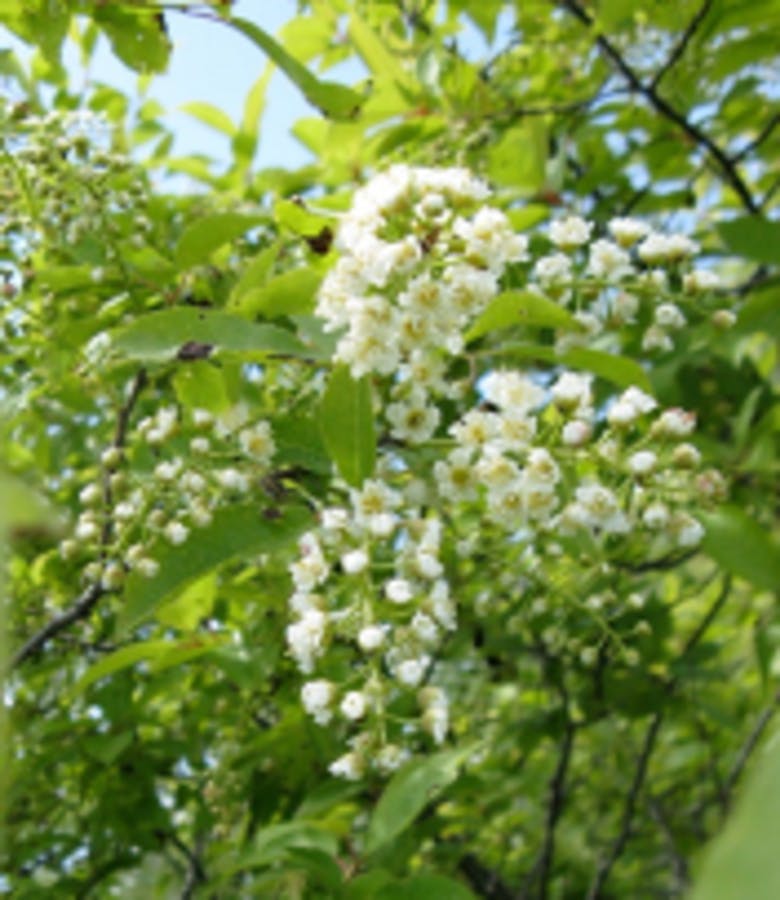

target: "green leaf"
[233,67,273,171]
[559,347,653,393]
[319,365,375,487]
[237,821,338,870]
[365,747,472,854]
[488,121,547,193]
[718,217,780,265]
[466,290,580,342]
[229,244,280,307]
[69,636,224,696]
[690,744,780,900]
[111,308,307,361]
[228,17,365,121]
[274,199,333,237]
[0,470,50,532]
[376,874,476,900]
[175,212,265,269]
[235,268,322,318]
[119,504,310,630]
[180,100,236,137]
[700,507,780,591]
[93,7,170,74]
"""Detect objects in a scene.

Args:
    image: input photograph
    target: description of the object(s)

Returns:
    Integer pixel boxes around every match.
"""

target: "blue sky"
[2,3,509,172]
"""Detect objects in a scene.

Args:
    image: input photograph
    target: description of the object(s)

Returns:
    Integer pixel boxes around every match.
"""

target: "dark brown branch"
[10,369,147,669]
[557,0,760,214]
[520,720,577,899]
[586,712,663,900]
[647,794,690,889]
[458,854,515,900]
[732,112,780,164]
[584,576,732,896]
[722,690,780,809]
[649,0,713,91]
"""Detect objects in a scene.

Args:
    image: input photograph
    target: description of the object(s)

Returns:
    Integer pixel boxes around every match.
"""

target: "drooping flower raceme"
[285,165,727,779]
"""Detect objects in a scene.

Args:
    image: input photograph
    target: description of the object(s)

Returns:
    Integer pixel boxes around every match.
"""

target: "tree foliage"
[1,1,779,897]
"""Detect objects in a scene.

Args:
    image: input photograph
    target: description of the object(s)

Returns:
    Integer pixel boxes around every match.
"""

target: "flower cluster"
[60,403,276,591]
[530,214,731,354]
[286,479,456,779]
[285,166,729,778]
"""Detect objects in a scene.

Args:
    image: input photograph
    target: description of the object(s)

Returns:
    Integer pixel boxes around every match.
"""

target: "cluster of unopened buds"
[289,165,728,778]
[0,109,152,258]
[60,403,276,591]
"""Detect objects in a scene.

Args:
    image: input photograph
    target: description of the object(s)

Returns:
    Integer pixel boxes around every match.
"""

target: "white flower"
[411,612,439,644]
[608,217,650,247]
[341,549,369,575]
[551,372,592,412]
[192,408,213,428]
[671,513,704,547]
[449,409,500,449]
[358,625,386,651]
[396,657,428,687]
[216,468,249,493]
[321,507,349,532]
[422,705,449,744]
[181,471,207,494]
[652,408,696,438]
[164,521,189,545]
[642,502,669,529]
[374,744,410,774]
[549,215,592,249]
[286,608,327,673]
[386,393,441,444]
[655,303,686,330]
[532,252,573,287]
[385,578,414,604]
[239,421,275,465]
[190,436,210,454]
[607,387,657,426]
[562,419,592,446]
[290,534,330,591]
[434,449,477,502]
[329,751,364,781]
[416,551,443,580]
[628,450,657,475]
[154,459,182,482]
[136,557,159,579]
[430,579,457,630]
[352,480,402,537]
[301,679,334,725]
[587,239,632,280]
[638,232,699,264]
[573,483,630,534]
[79,483,102,506]
[114,501,136,522]
[481,371,545,413]
[642,325,674,353]
[340,691,367,720]
[672,443,701,467]
[684,269,721,293]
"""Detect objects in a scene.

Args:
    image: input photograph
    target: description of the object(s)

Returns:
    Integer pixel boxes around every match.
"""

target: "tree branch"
[649,0,713,91]
[722,690,780,809]
[10,369,147,669]
[556,0,760,214]
[732,112,780,163]
[586,712,663,900]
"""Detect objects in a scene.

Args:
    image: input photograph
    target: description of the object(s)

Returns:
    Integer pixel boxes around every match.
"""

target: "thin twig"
[647,794,690,889]
[10,370,147,669]
[586,712,663,900]
[649,0,713,91]
[732,113,780,163]
[557,0,760,214]
[722,690,780,808]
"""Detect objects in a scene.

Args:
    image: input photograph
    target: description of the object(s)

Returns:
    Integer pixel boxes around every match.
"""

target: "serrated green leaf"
[175,212,265,269]
[365,746,472,854]
[119,504,311,630]
[559,347,653,393]
[228,17,365,121]
[180,100,236,137]
[274,199,333,237]
[466,290,580,342]
[319,366,375,487]
[111,308,307,361]
[69,635,225,697]
[718,217,780,265]
[235,268,322,318]
[700,507,780,591]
